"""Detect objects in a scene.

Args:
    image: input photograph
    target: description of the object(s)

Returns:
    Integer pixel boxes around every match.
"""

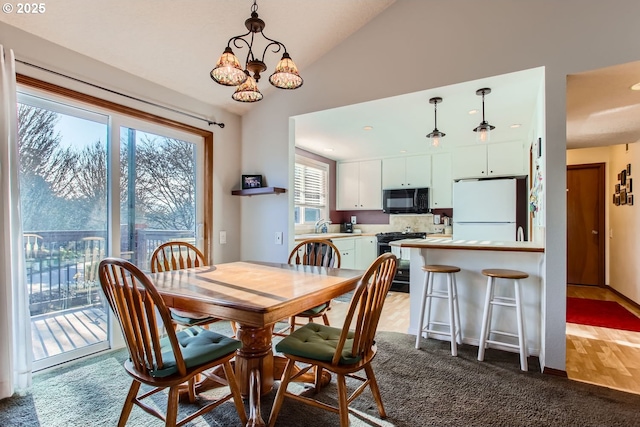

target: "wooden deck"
[31,305,108,361]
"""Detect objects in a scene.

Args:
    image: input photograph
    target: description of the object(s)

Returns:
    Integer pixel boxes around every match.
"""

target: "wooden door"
[566,163,605,285]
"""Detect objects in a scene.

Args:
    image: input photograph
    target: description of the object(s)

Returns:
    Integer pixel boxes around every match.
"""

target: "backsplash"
[295,213,449,235]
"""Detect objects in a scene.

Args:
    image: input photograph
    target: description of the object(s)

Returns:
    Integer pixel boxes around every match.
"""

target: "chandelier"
[473,88,495,142]
[210,0,303,103]
[426,97,445,148]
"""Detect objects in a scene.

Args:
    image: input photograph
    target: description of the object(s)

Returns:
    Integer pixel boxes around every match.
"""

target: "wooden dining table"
[149,260,364,427]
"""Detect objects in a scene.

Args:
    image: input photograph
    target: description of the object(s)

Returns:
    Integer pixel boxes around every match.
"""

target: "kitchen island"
[391,237,545,366]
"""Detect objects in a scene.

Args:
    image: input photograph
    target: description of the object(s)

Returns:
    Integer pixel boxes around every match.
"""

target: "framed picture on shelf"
[242,175,263,189]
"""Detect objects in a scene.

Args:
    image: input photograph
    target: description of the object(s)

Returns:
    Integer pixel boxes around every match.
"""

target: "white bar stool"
[415,264,462,356]
[477,268,529,371]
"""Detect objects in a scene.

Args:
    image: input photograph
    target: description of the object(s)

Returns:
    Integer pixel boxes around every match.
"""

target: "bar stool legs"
[415,265,462,356]
[477,268,529,371]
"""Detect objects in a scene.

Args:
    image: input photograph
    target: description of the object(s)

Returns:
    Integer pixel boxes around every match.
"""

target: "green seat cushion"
[170,311,218,326]
[275,323,360,365]
[152,326,241,378]
[300,302,329,316]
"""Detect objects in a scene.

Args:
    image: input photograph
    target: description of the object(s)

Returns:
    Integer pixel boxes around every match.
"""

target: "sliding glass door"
[18,93,110,370]
[118,120,203,271]
[17,91,205,371]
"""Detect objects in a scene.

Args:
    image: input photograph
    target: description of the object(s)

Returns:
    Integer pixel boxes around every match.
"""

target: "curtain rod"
[15,59,225,128]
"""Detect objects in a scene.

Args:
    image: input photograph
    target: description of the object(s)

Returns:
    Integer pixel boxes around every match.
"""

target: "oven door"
[377,241,411,292]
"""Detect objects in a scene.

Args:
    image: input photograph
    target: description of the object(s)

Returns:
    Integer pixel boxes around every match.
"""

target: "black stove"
[376,231,427,243]
[376,231,426,292]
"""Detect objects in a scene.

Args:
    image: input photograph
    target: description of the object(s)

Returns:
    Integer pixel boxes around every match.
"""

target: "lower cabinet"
[330,236,378,270]
[332,238,356,269]
[354,236,377,270]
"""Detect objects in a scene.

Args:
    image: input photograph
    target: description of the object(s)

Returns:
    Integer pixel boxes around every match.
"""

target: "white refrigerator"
[452,178,520,241]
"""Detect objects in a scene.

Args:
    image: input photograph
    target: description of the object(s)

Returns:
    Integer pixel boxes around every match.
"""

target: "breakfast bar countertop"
[390,237,545,253]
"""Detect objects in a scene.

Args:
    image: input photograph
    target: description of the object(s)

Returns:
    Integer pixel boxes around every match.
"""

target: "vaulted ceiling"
[3,0,640,158]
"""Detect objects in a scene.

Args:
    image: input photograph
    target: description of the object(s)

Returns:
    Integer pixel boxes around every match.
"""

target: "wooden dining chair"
[268,253,398,427]
[150,241,223,331]
[98,257,247,427]
[275,238,342,336]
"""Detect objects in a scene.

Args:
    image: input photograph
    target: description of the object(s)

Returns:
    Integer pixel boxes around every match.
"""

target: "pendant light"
[210,0,303,103]
[426,97,445,148]
[473,88,495,142]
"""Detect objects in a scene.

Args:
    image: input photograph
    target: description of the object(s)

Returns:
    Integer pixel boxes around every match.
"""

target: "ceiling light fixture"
[631,82,640,91]
[426,97,445,148]
[363,126,373,131]
[210,0,303,103]
[473,88,495,142]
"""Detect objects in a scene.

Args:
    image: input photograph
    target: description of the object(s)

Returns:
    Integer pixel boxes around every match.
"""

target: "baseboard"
[543,366,567,377]
[603,284,640,311]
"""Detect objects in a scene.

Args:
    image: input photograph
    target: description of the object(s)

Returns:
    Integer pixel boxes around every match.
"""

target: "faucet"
[314,219,332,233]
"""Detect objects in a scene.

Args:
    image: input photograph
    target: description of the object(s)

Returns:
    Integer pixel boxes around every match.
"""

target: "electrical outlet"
[219,231,227,244]
[275,231,283,245]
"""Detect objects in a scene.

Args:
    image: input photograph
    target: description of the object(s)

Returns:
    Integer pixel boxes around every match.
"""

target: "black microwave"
[382,188,429,214]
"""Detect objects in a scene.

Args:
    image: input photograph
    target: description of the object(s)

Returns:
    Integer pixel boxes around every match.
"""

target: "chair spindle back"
[150,241,205,273]
[288,238,341,268]
[332,252,397,365]
[99,257,187,377]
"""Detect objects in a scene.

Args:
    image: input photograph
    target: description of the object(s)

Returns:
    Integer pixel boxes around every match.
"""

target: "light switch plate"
[275,231,283,245]
[433,215,441,225]
[219,231,227,244]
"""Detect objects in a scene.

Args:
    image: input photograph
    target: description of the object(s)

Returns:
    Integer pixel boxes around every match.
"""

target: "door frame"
[566,163,606,286]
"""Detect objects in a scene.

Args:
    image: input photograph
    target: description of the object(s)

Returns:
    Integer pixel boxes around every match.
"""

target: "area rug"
[5,329,640,426]
[566,297,640,332]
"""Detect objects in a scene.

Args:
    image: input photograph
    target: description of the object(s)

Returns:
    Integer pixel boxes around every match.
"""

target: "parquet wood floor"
[330,286,640,395]
[566,284,640,395]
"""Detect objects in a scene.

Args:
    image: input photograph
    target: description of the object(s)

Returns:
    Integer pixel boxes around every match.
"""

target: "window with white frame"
[294,156,329,225]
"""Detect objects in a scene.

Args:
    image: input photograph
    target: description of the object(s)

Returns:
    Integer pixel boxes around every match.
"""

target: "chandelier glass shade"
[426,97,445,148]
[210,47,247,86]
[210,0,303,102]
[232,71,263,102]
[473,88,495,142]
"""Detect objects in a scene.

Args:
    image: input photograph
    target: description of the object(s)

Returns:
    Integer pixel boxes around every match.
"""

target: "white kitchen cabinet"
[354,235,377,270]
[331,237,356,269]
[431,152,452,208]
[337,160,382,210]
[452,142,525,179]
[382,155,431,189]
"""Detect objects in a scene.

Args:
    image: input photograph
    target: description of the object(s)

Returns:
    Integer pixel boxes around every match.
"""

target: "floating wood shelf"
[231,187,287,196]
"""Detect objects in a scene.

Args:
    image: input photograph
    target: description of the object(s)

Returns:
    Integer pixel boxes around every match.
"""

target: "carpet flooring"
[566,297,640,332]
[4,328,640,426]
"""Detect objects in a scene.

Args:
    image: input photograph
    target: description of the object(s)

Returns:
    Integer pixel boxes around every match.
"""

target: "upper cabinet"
[452,141,526,180]
[382,155,431,189]
[431,152,452,208]
[337,159,382,210]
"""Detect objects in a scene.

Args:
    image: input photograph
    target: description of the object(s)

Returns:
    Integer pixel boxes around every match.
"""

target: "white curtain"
[0,44,32,399]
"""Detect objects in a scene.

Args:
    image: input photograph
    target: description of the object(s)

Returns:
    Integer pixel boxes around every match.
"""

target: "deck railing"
[24,228,194,316]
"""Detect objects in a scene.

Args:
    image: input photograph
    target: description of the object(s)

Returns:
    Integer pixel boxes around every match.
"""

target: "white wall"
[605,145,640,301]
[240,0,640,372]
[0,23,243,264]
